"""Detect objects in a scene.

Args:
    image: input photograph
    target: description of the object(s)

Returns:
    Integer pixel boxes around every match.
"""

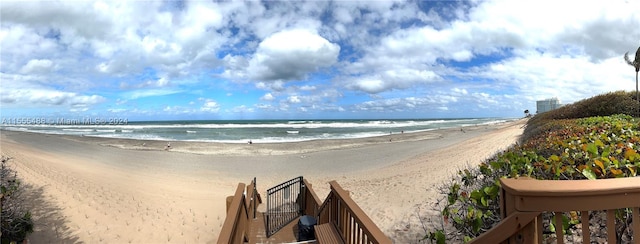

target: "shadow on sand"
[20,183,80,243]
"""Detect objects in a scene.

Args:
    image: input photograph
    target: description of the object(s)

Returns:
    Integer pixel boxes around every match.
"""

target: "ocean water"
[1,118,512,143]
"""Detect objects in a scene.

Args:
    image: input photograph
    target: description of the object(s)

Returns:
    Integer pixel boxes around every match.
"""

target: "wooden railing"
[218,179,260,244]
[218,179,391,244]
[470,177,640,244]
[302,178,323,217]
[317,181,392,244]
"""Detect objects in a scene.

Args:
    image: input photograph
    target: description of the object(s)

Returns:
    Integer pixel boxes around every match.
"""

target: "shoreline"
[1,119,511,156]
[0,118,526,243]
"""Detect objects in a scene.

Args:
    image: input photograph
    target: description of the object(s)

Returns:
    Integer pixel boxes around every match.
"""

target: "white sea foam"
[2,118,512,143]
[63,128,94,132]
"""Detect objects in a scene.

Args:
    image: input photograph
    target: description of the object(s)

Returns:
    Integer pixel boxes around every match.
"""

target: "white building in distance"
[536,98,562,113]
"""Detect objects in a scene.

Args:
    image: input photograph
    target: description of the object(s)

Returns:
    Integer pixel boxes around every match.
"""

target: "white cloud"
[349,78,385,94]
[287,96,301,104]
[256,81,285,91]
[299,85,316,91]
[20,59,55,74]
[261,93,275,101]
[120,77,170,89]
[475,52,634,103]
[201,99,220,113]
[108,108,127,113]
[0,88,104,107]
[452,88,468,95]
[345,68,439,94]
[248,29,340,81]
[125,89,182,99]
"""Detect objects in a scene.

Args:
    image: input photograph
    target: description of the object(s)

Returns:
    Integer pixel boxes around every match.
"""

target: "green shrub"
[522,91,639,143]
[1,156,34,243]
[425,91,640,243]
[426,114,640,243]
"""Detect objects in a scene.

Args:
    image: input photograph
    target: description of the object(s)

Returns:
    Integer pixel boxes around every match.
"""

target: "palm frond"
[624,52,634,66]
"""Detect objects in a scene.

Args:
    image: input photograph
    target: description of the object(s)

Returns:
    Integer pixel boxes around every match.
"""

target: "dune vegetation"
[427,91,640,243]
[1,156,34,244]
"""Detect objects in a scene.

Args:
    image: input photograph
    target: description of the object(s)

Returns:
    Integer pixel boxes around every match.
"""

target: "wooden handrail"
[218,179,390,244]
[317,181,392,244]
[502,177,640,212]
[502,177,640,197]
[218,183,247,244]
[302,179,322,216]
[470,177,640,244]
[469,211,540,244]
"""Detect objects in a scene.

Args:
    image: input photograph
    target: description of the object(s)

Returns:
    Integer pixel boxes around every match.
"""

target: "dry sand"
[0,119,525,243]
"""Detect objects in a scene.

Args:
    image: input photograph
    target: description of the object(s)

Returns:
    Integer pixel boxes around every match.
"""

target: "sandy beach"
[0,119,525,243]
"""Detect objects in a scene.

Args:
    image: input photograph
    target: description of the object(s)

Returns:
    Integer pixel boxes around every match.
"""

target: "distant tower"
[536,98,562,113]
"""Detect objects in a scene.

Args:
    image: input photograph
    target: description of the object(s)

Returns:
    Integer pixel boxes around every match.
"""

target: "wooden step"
[314,223,344,244]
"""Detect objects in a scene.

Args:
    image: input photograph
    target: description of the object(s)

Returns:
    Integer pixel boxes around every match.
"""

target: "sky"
[1,0,640,121]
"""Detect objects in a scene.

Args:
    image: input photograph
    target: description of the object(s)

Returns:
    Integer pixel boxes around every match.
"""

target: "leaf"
[435,231,446,244]
[602,146,611,158]
[448,183,460,204]
[569,211,578,221]
[462,236,472,243]
[624,149,638,161]
[483,185,500,197]
[473,215,483,233]
[594,159,605,171]
[562,215,571,234]
[470,190,483,201]
[481,197,488,207]
[586,143,598,156]
[582,168,597,180]
[549,155,560,161]
[627,164,637,176]
[610,168,623,177]
[595,139,604,147]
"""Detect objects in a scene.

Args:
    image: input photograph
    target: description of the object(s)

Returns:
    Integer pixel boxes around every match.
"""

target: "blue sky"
[1,0,639,121]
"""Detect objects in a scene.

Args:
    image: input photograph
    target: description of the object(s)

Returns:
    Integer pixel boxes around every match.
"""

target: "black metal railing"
[265,176,304,237]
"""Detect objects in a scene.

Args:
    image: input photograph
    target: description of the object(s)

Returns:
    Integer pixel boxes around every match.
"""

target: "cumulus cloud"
[200,99,220,113]
[20,59,55,74]
[287,96,301,103]
[345,69,440,94]
[261,93,275,101]
[1,89,104,107]
[475,52,633,103]
[248,29,340,81]
[120,77,170,89]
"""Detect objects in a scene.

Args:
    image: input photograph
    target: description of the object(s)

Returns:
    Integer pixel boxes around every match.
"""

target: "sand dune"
[0,119,525,243]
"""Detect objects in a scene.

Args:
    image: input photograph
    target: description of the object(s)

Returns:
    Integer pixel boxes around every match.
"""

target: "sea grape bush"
[1,156,34,243]
[522,91,639,143]
[426,114,640,243]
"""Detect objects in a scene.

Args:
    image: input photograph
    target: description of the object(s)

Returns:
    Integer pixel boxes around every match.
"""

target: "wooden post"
[504,178,538,244]
[226,196,233,213]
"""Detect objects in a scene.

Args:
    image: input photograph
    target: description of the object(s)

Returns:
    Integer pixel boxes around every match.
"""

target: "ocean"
[1,118,512,143]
